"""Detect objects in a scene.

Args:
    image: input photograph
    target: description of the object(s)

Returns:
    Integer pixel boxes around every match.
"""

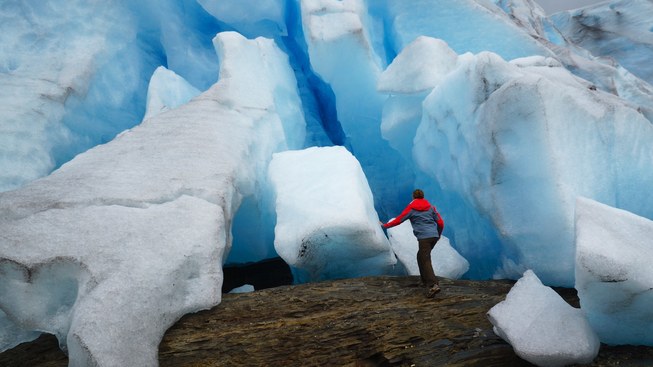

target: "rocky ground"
[2,275,653,366]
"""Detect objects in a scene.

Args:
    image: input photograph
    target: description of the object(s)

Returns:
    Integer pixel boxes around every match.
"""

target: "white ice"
[0,31,304,366]
[269,146,398,283]
[575,197,653,346]
[229,284,255,294]
[386,221,469,280]
[143,66,201,121]
[488,270,600,366]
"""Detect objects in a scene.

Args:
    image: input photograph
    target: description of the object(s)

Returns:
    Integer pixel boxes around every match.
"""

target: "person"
[381,189,444,298]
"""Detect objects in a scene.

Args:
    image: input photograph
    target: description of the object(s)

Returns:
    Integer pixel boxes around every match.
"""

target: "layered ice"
[551,0,653,85]
[0,0,152,192]
[575,198,653,346]
[488,270,600,366]
[269,146,398,283]
[0,31,304,365]
[386,221,469,280]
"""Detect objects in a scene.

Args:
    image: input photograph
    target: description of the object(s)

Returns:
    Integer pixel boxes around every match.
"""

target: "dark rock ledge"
[2,276,653,366]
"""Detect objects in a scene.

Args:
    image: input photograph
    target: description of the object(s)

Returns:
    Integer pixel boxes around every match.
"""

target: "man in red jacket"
[381,189,444,298]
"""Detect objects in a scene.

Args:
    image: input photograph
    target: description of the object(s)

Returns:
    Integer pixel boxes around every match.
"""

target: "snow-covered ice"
[575,197,653,346]
[386,221,469,280]
[488,270,600,366]
[269,146,398,283]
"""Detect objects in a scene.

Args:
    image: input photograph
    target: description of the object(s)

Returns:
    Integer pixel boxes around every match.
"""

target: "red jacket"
[383,199,444,239]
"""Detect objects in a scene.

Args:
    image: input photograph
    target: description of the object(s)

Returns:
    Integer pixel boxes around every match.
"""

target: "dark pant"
[417,237,439,287]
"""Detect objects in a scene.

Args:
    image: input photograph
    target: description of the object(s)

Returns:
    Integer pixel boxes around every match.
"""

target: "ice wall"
[0,31,304,365]
[379,36,653,286]
[551,0,653,85]
[0,0,227,193]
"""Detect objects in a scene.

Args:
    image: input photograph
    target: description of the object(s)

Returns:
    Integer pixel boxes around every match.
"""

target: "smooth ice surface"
[575,198,653,346]
[488,270,600,366]
[299,0,416,217]
[0,31,304,365]
[229,284,255,294]
[382,0,552,60]
[386,221,469,280]
[269,146,398,283]
[198,0,287,38]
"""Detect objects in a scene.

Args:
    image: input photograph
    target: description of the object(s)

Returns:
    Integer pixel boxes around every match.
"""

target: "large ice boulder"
[269,146,398,283]
[575,197,653,345]
[488,270,600,366]
[386,221,468,280]
[0,31,304,366]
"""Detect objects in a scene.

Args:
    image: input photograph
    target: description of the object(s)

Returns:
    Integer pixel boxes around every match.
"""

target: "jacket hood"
[409,198,431,211]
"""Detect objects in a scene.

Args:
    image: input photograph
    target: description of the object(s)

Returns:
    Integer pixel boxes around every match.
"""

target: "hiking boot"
[426,284,441,298]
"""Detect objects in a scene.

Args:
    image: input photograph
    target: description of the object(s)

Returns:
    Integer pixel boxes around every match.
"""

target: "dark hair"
[412,189,424,199]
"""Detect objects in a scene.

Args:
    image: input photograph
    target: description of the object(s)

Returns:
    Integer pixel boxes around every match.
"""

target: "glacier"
[1,0,653,365]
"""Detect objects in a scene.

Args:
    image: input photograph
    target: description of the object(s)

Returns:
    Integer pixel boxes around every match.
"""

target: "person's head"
[412,189,424,199]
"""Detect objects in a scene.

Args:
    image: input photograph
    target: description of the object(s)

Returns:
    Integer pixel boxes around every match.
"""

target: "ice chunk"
[386,221,469,279]
[229,284,255,294]
[488,270,600,366]
[575,197,653,346]
[377,36,458,94]
[0,31,304,365]
[143,66,201,120]
[269,146,397,283]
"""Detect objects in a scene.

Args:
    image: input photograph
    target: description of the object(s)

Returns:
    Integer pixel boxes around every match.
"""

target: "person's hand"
[379,220,384,226]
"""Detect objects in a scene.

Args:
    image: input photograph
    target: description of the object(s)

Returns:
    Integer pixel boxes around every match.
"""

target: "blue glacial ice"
[1,0,653,364]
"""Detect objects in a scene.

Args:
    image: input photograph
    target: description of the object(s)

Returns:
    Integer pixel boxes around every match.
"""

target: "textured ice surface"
[575,198,653,346]
[270,146,398,283]
[551,0,653,85]
[488,270,600,366]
